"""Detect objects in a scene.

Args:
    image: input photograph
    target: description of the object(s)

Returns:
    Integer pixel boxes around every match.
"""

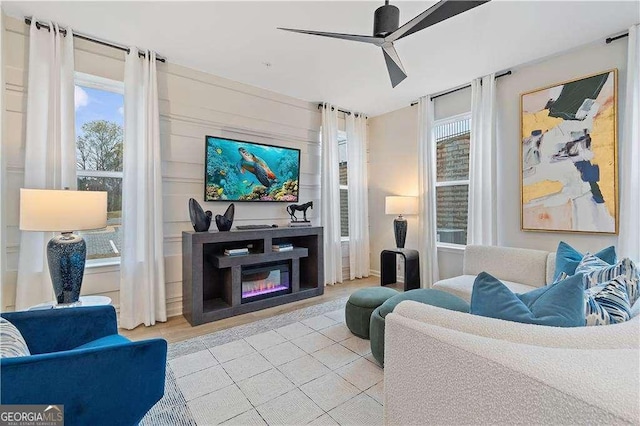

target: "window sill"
[341,237,350,243]
[85,258,121,272]
[436,243,466,253]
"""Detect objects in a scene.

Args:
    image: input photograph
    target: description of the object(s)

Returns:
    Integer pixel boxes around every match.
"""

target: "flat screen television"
[204,136,301,202]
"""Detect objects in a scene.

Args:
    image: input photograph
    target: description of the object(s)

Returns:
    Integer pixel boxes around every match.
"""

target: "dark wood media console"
[182,227,324,326]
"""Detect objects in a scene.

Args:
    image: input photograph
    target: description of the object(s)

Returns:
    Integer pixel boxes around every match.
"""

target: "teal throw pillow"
[576,255,639,305]
[470,272,585,327]
[553,241,616,282]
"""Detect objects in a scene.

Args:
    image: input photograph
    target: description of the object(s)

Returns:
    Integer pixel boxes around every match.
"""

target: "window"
[434,114,471,246]
[74,73,124,263]
[338,131,349,239]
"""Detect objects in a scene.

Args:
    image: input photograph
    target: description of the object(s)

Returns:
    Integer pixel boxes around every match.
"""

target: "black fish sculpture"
[189,198,212,232]
[215,203,235,232]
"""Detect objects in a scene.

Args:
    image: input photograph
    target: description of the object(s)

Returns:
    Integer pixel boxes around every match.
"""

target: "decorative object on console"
[470,272,585,327]
[521,69,618,234]
[188,198,212,232]
[287,201,313,222]
[19,189,107,305]
[553,241,616,281]
[278,0,491,88]
[215,203,235,231]
[385,196,418,248]
[205,136,300,202]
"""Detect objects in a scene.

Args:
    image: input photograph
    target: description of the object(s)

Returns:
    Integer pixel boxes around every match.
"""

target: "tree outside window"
[74,73,124,262]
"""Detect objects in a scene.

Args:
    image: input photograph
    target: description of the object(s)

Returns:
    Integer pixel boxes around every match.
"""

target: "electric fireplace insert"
[241,262,291,303]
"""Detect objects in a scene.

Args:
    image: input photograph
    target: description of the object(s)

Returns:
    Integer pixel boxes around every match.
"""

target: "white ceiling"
[3,1,639,116]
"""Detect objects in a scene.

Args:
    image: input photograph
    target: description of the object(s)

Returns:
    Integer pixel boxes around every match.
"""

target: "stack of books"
[224,248,249,256]
[272,243,294,252]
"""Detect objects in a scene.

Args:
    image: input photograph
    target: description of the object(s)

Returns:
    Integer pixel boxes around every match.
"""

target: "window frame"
[433,112,471,250]
[74,72,125,267]
[337,130,349,242]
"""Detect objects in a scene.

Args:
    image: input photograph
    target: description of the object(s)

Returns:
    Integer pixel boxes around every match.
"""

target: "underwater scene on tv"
[205,136,300,202]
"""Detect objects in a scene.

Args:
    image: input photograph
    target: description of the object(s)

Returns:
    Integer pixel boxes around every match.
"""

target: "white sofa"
[433,245,556,302]
[384,245,640,425]
[384,302,640,425]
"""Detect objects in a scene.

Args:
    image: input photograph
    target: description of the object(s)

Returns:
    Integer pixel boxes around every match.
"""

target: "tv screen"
[205,136,301,202]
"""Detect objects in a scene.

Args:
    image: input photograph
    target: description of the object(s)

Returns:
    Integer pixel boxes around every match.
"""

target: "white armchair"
[384,301,640,425]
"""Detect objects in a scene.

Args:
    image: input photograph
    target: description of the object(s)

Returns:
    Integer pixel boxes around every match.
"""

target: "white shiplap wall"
[1,15,341,314]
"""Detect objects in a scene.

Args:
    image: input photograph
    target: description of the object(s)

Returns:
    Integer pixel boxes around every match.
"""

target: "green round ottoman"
[370,288,469,366]
[345,287,399,339]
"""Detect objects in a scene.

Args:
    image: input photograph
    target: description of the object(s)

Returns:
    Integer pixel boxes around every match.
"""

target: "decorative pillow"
[0,317,30,358]
[470,272,585,327]
[584,276,632,326]
[553,241,616,282]
[630,298,640,319]
[576,255,639,305]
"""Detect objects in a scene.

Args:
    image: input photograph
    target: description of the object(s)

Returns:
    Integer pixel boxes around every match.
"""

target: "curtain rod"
[606,32,629,44]
[24,17,166,63]
[410,70,512,106]
[317,103,365,118]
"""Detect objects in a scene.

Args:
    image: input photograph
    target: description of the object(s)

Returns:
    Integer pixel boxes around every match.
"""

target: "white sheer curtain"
[321,104,342,285]
[467,74,497,246]
[346,113,370,279]
[619,24,640,262]
[15,21,76,310]
[417,97,439,287]
[119,48,166,329]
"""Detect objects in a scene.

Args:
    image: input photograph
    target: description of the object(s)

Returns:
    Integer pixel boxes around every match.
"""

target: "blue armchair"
[1,305,167,426]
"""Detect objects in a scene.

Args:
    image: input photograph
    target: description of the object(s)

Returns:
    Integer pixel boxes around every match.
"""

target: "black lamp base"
[393,216,407,249]
[47,232,86,304]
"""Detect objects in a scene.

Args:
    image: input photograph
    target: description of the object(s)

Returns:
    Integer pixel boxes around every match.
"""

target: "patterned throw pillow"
[0,317,30,358]
[575,255,639,305]
[555,271,633,326]
[584,276,632,326]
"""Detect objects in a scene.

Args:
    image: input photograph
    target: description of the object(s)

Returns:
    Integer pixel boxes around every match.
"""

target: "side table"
[29,295,112,311]
[380,248,420,291]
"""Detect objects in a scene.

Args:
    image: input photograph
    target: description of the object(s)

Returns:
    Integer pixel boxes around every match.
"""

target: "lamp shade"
[20,189,108,232]
[385,196,418,216]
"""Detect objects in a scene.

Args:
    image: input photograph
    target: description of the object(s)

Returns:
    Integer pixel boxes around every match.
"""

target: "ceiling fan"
[278,0,490,88]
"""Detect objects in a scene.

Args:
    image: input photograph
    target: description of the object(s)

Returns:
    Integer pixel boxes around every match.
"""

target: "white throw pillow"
[0,317,30,358]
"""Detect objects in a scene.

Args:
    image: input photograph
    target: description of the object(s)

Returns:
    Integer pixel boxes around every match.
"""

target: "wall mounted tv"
[205,136,301,202]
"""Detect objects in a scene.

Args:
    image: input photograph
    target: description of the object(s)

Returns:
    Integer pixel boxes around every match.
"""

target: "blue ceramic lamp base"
[47,232,87,304]
[393,216,407,249]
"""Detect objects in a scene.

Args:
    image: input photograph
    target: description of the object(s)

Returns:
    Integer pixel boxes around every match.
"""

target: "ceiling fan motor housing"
[373,4,400,37]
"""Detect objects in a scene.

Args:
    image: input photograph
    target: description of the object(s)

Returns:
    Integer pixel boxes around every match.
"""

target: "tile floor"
[142,299,384,426]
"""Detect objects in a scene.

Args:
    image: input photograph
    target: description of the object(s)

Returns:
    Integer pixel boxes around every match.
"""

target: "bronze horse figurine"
[287,201,313,222]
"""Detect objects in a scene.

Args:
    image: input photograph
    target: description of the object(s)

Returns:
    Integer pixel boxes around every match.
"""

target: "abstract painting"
[521,70,617,234]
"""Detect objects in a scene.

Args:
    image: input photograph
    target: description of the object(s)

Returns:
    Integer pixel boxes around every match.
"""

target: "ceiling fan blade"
[381,43,407,88]
[386,0,490,42]
[278,28,384,46]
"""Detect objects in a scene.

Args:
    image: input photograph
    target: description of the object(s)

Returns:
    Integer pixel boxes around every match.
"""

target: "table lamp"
[385,196,418,249]
[20,189,108,305]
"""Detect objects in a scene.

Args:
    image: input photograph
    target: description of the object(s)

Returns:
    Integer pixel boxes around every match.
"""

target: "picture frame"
[520,69,618,234]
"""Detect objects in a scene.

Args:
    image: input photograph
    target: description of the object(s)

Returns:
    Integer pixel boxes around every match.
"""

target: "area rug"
[141,297,384,426]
